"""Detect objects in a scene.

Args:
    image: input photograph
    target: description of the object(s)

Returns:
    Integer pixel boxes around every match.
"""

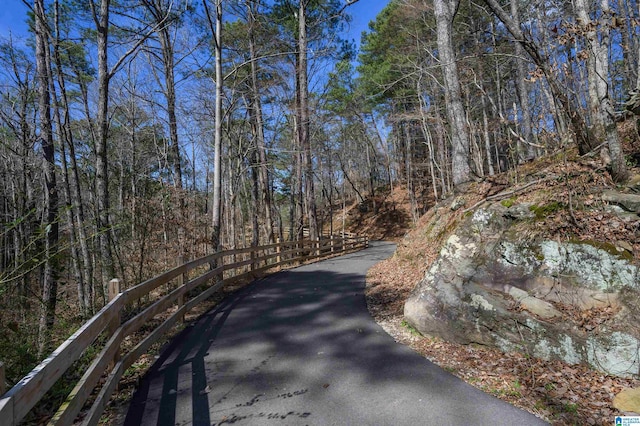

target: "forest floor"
[101,123,640,425]
[357,125,640,425]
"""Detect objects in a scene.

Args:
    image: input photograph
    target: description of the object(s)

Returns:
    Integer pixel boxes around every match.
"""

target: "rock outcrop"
[404,202,640,378]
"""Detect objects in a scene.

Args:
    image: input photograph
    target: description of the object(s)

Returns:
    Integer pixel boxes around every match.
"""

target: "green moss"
[424,220,437,238]
[529,202,564,219]
[569,239,634,262]
[401,320,423,337]
[435,218,458,241]
[501,197,517,208]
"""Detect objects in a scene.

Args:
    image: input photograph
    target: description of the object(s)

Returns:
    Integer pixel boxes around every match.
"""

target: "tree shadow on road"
[124,243,545,426]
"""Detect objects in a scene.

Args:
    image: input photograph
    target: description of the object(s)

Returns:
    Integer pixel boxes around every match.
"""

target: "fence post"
[330,234,334,254]
[177,256,186,323]
[107,278,122,371]
[108,278,121,303]
[276,238,281,264]
[0,361,5,396]
[366,235,369,248]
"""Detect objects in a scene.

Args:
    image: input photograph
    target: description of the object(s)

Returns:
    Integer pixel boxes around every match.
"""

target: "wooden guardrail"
[0,233,368,426]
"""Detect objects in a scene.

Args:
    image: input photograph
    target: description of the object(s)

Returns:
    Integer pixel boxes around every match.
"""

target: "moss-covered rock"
[404,203,640,378]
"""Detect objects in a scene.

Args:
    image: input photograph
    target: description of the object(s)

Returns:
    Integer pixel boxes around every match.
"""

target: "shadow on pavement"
[124,242,547,426]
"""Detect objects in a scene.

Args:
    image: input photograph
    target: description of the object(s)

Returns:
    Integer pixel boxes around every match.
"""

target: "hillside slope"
[362,128,640,424]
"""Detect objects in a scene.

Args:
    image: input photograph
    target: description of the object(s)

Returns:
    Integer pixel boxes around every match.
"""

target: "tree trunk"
[297,0,318,241]
[511,0,536,160]
[616,0,635,90]
[576,0,604,135]
[247,0,275,243]
[575,0,628,182]
[160,28,183,188]
[637,1,640,90]
[433,0,470,186]
[90,0,116,295]
[50,4,85,317]
[211,0,223,253]
[35,0,59,358]
[52,0,94,314]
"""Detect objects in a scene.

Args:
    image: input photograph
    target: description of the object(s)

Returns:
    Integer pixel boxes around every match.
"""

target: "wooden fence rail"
[0,233,368,426]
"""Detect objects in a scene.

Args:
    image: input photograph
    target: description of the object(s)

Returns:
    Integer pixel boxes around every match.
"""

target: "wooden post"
[108,278,121,303]
[276,238,281,264]
[107,278,122,371]
[365,236,369,249]
[0,361,5,396]
[330,234,334,253]
[177,256,186,323]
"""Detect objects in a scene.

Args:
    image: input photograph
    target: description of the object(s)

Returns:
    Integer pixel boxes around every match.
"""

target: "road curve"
[124,241,547,426]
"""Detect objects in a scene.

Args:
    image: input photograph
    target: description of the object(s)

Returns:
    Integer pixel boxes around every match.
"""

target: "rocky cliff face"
[404,201,640,378]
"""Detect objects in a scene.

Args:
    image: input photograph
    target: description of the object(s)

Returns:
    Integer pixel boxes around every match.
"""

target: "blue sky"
[0,0,387,46]
[345,0,388,47]
[0,1,30,40]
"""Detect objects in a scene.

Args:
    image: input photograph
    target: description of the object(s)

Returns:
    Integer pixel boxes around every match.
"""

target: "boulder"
[602,190,640,213]
[506,287,561,319]
[404,203,640,378]
[614,388,640,413]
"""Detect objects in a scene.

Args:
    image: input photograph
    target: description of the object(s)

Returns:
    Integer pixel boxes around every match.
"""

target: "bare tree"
[575,0,628,182]
[433,0,470,185]
[297,0,319,240]
[141,0,185,188]
[34,0,60,357]
[203,0,223,253]
[482,0,597,155]
[511,0,536,161]
[246,0,275,243]
[89,0,160,294]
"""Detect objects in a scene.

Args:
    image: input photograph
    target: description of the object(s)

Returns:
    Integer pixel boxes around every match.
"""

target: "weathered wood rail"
[0,233,368,426]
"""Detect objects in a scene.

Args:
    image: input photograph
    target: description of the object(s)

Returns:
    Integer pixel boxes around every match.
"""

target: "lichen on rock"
[404,202,640,378]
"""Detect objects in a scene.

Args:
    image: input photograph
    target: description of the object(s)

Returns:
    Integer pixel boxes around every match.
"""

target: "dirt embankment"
[355,130,640,424]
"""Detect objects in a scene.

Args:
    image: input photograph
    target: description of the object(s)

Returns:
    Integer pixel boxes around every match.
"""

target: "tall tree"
[140,0,185,188]
[203,0,223,253]
[90,0,116,294]
[575,0,628,182]
[246,0,275,243]
[34,0,60,357]
[297,0,319,241]
[511,0,535,161]
[49,0,94,316]
[89,0,158,292]
[433,0,470,185]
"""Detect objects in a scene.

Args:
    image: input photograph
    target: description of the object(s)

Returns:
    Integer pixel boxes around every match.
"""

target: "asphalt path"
[124,241,547,426]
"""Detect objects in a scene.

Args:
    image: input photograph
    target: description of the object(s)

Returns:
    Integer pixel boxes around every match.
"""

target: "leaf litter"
[363,147,640,425]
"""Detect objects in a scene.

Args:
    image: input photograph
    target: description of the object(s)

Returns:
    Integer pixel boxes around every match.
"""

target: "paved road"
[124,241,547,426]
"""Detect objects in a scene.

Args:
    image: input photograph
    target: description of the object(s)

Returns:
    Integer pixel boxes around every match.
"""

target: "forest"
[0,0,639,407]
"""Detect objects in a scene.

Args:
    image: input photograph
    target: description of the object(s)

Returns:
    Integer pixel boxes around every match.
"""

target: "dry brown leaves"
[364,151,640,425]
[367,248,640,425]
